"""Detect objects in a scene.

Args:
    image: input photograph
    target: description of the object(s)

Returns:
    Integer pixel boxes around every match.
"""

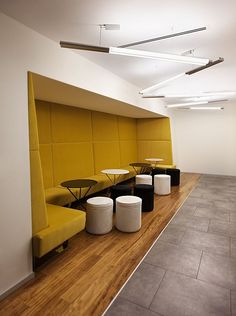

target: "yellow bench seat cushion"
[33,204,86,258]
[156,164,176,169]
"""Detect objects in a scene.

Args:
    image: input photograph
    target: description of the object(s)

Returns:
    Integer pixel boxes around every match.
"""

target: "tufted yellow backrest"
[137,117,173,165]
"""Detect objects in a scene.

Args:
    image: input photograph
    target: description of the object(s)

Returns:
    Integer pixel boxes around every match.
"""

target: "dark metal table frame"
[129,162,151,174]
[61,179,97,210]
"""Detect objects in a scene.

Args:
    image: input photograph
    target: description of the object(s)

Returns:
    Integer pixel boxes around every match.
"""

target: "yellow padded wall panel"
[30,151,49,234]
[52,143,94,185]
[137,118,171,141]
[137,141,173,165]
[35,100,51,144]
[92,111,119,141]
[51,103,92,143]
[118,116,137,140]
[39,144,54,189]
[28,75,40,151]
[28,72,48,234]
[93,142,120,174]
[120,141,137,167]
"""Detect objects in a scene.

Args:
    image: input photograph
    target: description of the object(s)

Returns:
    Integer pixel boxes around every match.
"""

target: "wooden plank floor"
[0,173,200,316]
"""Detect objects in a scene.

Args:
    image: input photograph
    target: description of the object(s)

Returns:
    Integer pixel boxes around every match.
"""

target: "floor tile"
[181,229,230,256]
[209,220,236,237]
[202,193,228,202]
[170,214,209,232]
[230,212,236,222]
[231,291,236,316]
[144,241,202,278]
[119,262,165,308]
[198,252,236,290]
[176,204,196,217]
[231,238,236,258]
[158,225,186,245]
[105,297,160,316]
[214,200,236,211]
[194,207,230,221]
[185,197,213,207]
[189,190,203,198]
[150,271,230,316]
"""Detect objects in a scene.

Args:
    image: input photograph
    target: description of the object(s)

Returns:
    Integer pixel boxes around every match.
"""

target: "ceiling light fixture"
[140,58,224,95]
[140,73,186,95]
[142,91,236,98]
[188,106,224,110]
[166,99,228,108]
[119,27,206,48]
[60,41,209,65]
[109,47,209,65]
[166,101,208,108]
[99,24,120,30]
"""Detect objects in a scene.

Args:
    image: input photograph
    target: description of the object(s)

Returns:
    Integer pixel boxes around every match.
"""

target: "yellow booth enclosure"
[28,72,86,258]
[28,71,175,258]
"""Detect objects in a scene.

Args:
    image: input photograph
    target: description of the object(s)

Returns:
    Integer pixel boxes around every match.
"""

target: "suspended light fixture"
[140,58,224,95]
[189,106,224,110]
[142,91,235,99]
[166,99,228,109]
[60,41,209,65]
[109,47,209,65]
[166,101,208,108]
[140,73,186,95]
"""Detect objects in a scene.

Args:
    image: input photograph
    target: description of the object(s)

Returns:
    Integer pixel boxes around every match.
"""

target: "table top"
[61,179,97,189]
[145,158,164,163]
[129,162,151,167]
[101,169,129,175]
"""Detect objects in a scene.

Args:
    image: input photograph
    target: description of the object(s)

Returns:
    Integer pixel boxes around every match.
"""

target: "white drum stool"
[154,174,171,195]
[86,197,113,234]
[135,174,152,185]
[115,196,142,232]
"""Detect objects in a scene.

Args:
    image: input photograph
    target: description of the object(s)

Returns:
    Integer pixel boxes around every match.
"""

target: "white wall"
[0,12,166,297]
[170,102,236,176]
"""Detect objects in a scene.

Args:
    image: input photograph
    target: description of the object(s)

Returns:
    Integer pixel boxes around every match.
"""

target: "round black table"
[61,179,97,209]
[129,162,151,174]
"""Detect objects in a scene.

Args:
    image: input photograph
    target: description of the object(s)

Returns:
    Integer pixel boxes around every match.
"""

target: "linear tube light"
[60,42,209,66]
[140,73,186,95]
[189,106,224,110]
[167,98,228,109]
[142,91,236,99]
[167,101,208,108]
[140,58,224,95]
[109,47,209,65]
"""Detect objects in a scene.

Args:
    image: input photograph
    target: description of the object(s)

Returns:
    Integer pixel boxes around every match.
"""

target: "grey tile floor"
[105,174,236,316]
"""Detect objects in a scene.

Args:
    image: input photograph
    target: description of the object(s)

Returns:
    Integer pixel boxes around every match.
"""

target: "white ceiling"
[1,0,236,103]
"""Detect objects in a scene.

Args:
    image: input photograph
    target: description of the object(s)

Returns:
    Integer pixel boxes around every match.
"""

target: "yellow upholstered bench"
[33,204,85,258]
[29,72,86,259]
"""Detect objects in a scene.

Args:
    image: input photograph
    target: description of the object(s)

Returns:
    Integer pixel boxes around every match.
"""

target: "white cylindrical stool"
[154,174,171,195]
[115,196,142,232]
[135,174,152,185]
[86,197,113,234]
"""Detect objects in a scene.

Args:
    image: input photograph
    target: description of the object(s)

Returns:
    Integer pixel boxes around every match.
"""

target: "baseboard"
[0,272,35,301]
